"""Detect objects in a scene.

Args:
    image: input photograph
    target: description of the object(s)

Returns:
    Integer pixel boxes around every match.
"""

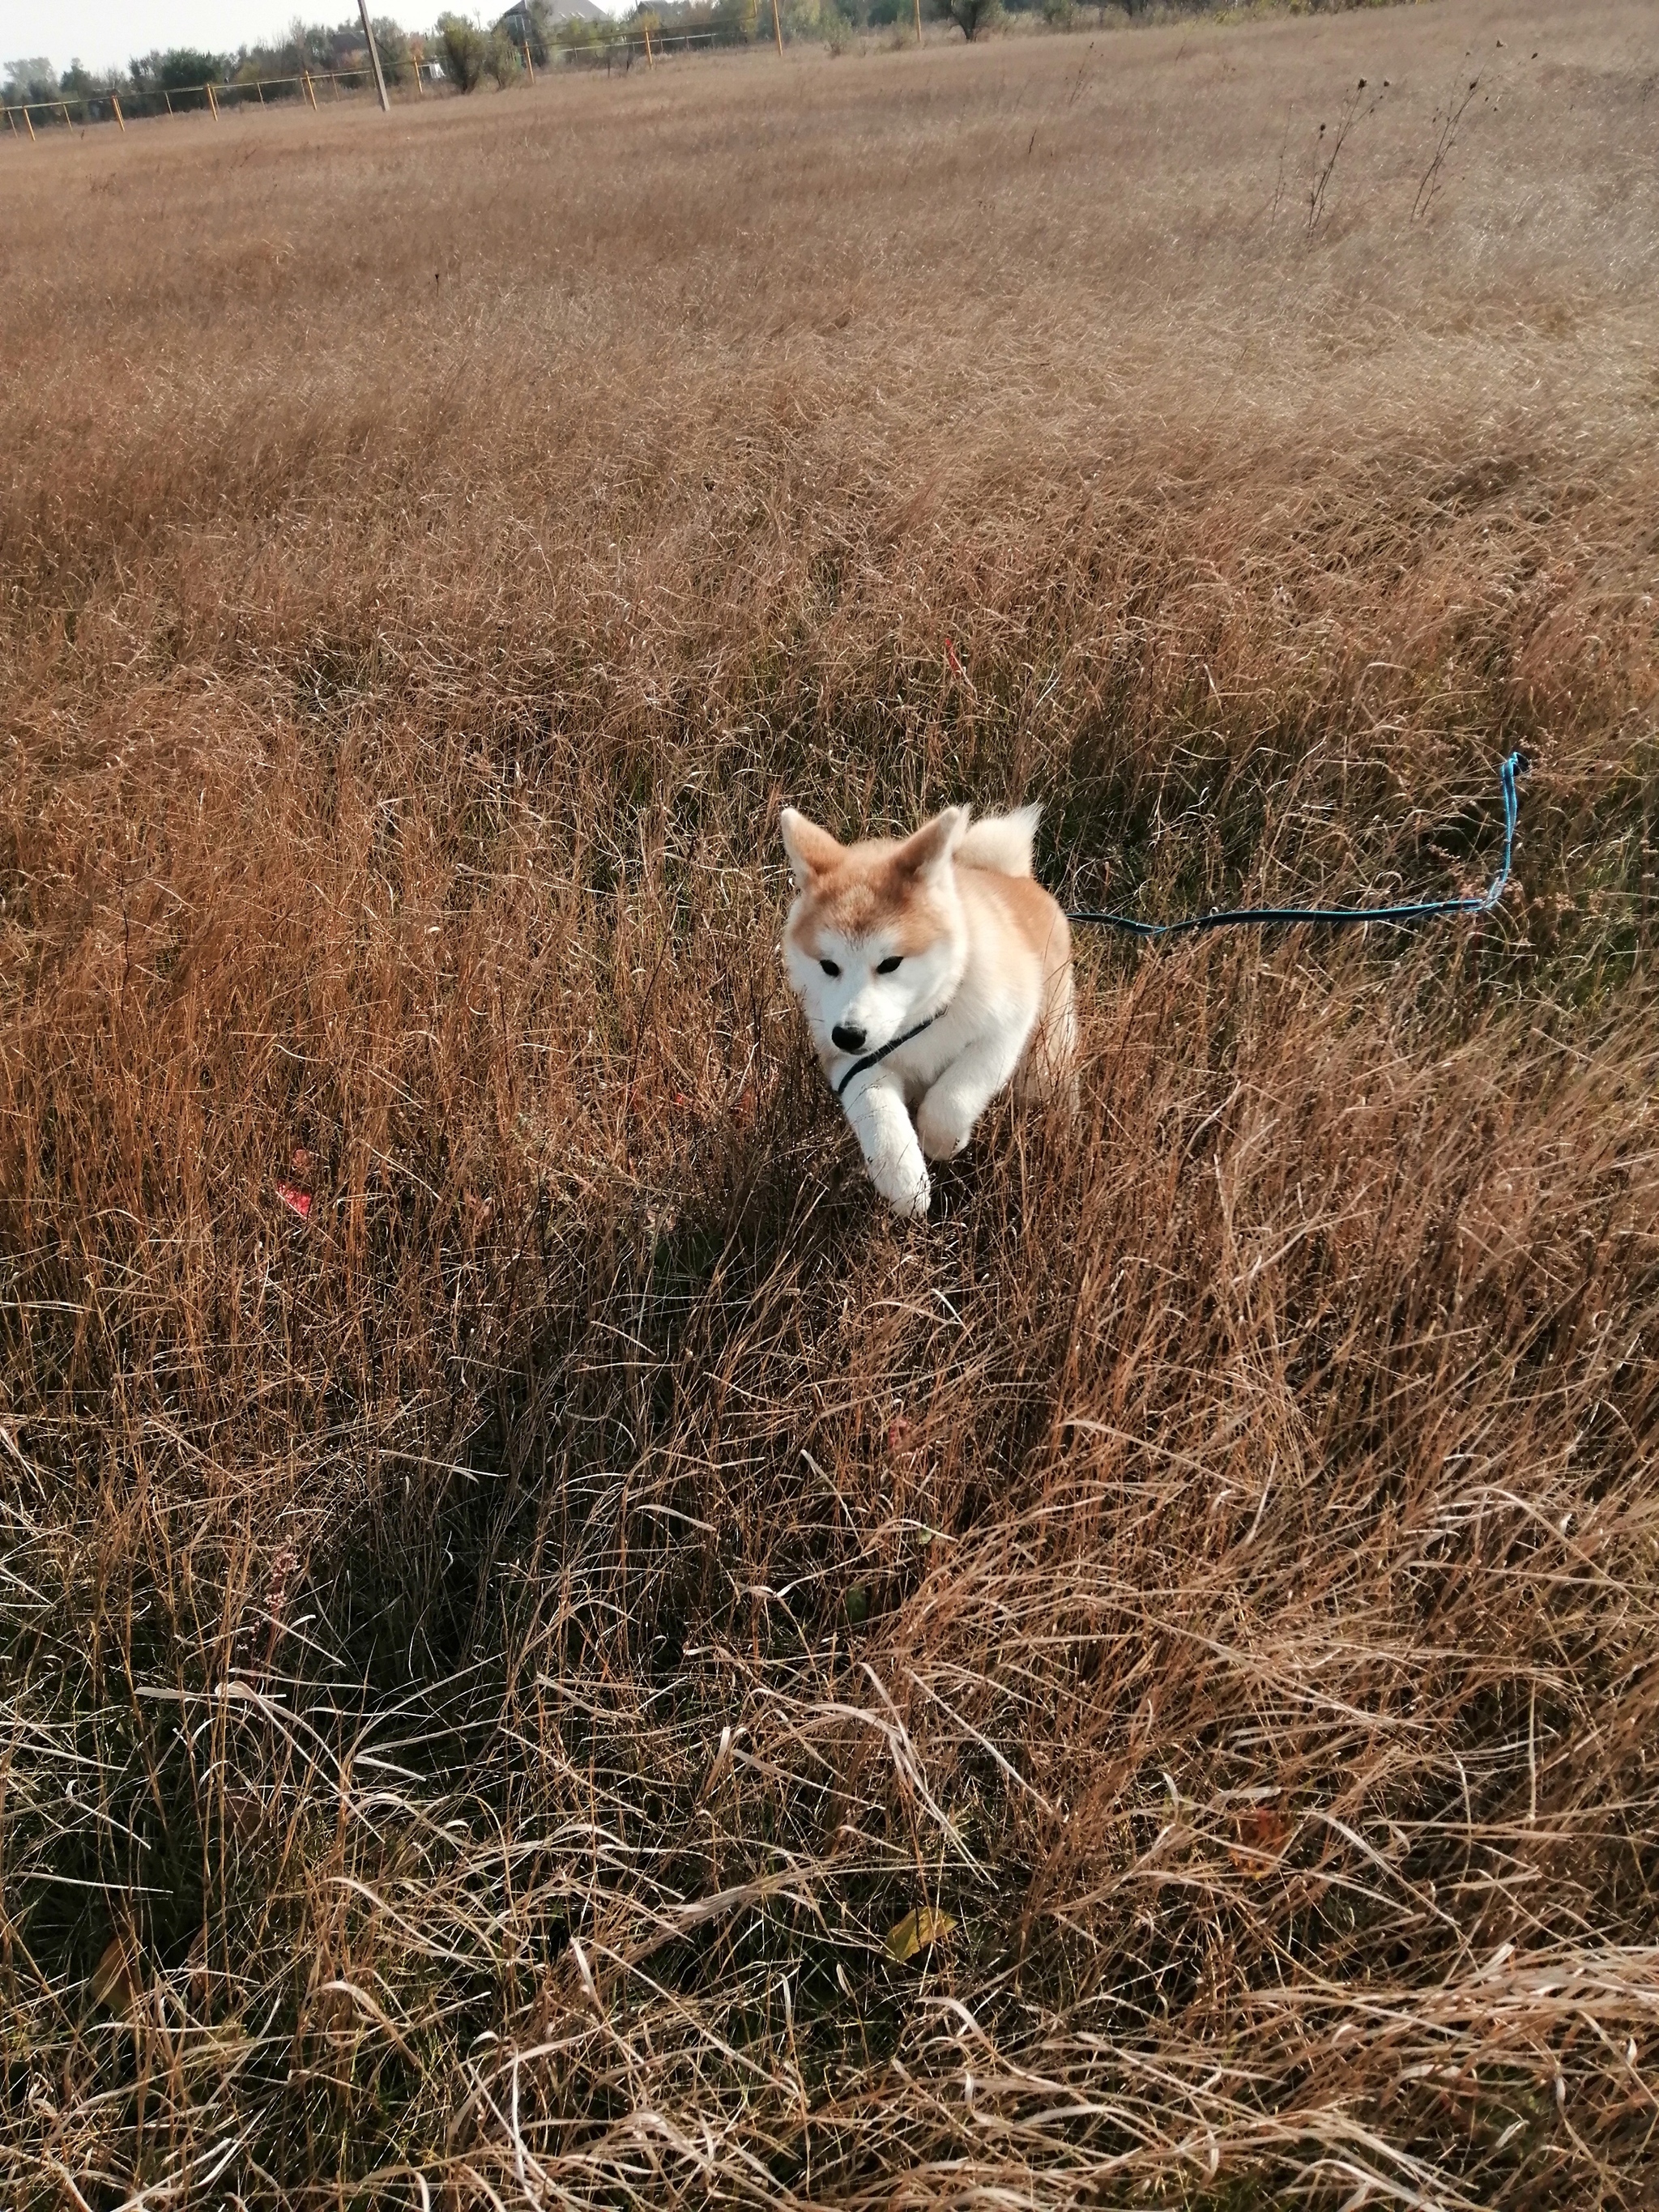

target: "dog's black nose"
[832,1023,866,1054]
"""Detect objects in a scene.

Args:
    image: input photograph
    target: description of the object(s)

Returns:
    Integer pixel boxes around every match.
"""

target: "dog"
[779,801,1076,1216]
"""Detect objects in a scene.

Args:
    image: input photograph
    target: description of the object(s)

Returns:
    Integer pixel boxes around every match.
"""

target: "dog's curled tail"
[957,803,1041,878]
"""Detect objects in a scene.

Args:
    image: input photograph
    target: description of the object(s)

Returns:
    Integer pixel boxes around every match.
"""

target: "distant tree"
[940,0,1000,35]
[160,46,227,84]
[371,16,411,69]
[288,16,341,67]
[130,48,228,90]
[2,57,59,104]
[436,13,488,88]
[265,17,383,70]
[554,15,603,54]
[279,15,322,67]
[719,0,761,40]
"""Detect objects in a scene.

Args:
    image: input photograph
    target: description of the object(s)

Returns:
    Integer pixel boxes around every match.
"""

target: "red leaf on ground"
[275,1183,312,1221]
[1230,1806,1293,1877]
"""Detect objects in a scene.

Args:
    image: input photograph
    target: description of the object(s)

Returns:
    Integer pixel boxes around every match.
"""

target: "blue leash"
[831,755,1525,1099]
[1064,752,1525,939]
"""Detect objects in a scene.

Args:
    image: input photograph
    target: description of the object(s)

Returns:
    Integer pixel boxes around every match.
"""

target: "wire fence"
[567,31,725,69]
[2,32,743,138]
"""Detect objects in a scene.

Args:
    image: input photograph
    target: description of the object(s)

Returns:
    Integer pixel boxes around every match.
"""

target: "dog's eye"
[820,958,840,978]
[876,955,903,974]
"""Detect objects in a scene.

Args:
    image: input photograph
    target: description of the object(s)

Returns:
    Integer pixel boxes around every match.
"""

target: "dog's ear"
[892,805,970,884]
[779,808,843,889]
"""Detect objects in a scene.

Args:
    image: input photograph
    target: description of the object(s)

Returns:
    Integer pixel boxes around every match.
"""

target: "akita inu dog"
[779,801,1076,1217]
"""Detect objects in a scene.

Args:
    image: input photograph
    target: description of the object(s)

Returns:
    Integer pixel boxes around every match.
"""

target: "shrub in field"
[436,11,488,88]
[485,26,525,82]
[784,0,860,42]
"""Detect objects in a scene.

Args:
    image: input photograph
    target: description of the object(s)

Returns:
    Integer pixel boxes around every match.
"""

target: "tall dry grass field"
[3,2,1657,2203]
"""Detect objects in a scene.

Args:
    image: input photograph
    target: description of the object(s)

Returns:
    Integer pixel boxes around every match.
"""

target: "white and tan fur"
[779,801,1076,1217]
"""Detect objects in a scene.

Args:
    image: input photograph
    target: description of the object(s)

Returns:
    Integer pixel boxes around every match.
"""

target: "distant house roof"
[496,0,610,62]
[496,0,609,36]
[500,0,619,59]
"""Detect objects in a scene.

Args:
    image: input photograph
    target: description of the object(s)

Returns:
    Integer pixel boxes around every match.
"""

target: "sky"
[2,1,340,75]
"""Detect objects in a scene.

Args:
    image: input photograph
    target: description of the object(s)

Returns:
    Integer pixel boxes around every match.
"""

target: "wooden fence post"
[23,105,36,140]
[111,92,126,130]
[771,0,784,57]
[206,80,220,118]
[913,0,923,44]
[643,23,654,66]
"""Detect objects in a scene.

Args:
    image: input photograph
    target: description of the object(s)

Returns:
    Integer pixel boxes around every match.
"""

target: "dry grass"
[3,3,1658,2204]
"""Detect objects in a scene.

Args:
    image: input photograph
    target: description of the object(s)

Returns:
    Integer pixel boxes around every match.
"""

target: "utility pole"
[357,0,391,111]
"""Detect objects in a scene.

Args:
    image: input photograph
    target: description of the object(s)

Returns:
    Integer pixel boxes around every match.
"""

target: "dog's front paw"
[917,1097,973,1161]
[871,1149,932,1217]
